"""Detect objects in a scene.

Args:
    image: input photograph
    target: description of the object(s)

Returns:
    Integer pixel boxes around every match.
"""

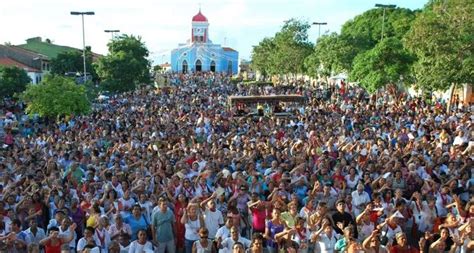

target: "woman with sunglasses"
[192,227,216,253]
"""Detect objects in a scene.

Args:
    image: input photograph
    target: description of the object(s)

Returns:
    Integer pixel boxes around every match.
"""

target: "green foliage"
[251,37,276,77]
[0,66,31,98]
[305,7,417,78]
[50,49,97,79]
[350,38,414,93]
[404,0,474,91]
[153,65,162,73]
[20,75,90,118]
[272,19,314,75]
[95,34,150,92]
[251,20,313,77]
[304,33,369,77]
[341,8,417,46]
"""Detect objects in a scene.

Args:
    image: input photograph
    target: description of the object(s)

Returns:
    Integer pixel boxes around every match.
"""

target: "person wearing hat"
[332,199,358,239]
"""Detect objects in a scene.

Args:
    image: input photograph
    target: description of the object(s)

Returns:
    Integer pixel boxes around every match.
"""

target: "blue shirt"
[151,209,175,242]
[124,214,148,241]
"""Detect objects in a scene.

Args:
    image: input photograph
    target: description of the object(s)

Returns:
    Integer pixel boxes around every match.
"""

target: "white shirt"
[77,237,101,252]
[221,237,251,252]
[59,226,77,249]
[94,227,111,251]
[351,190,370,216]
[185,218,201,241]
[314,232,339,253]
[127,240,153,253]
[204,208,224,239]
[24,227,47,245]
[435,192,452,217]
[215,225,231,241]
[381,225,402,243]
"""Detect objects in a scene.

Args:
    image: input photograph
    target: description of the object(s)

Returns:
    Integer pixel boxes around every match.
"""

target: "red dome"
[192,11,208,22]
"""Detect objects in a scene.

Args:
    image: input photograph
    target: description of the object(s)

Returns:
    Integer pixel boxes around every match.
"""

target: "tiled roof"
[0,57,41,72]
[222,47,237,52]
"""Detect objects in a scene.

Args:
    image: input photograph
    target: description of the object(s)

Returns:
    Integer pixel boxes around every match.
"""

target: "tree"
[272,19,313,75]
[251,37,276,77]
[404,0,474,91]
[50,49,97,80]
[20,75,90,118]
[350,37,413,93]
[341,7,417,46]
[250,19,313,77]
[304,7,417,78]
[304,33,369,77]
[0,66,31,98]
[95,34,150,92]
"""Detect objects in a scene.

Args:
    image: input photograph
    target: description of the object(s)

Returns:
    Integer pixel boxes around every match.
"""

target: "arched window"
[210,61,216,72]
[182,60,188,73]
[195,60,202,72]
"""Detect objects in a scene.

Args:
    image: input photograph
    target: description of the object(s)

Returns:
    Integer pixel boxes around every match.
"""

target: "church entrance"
[210,61,216,72]
[182,60,188,73]
[195,60,202,72]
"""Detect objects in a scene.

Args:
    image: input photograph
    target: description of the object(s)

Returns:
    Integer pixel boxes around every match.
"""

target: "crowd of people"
[0,72,473,253]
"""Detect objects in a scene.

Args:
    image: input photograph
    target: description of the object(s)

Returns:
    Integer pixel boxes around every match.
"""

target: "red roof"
[192,10,208,22]
[222,47,237,52]
[0,57,40,72]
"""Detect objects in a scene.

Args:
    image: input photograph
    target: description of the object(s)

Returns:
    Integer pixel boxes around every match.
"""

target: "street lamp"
[104,29,120,40]
[70,11,95,84]
[374,4,396,41]
[312,22,328,40]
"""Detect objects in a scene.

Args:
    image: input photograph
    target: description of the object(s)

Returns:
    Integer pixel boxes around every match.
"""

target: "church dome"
[192,10,208,22]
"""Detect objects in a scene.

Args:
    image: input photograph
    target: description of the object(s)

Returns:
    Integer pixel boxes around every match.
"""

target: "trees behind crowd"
[13,34,150,118]
[251,0,473,92]
[0,66,31,98]
[95,34,151,93]
[19,75,90,118]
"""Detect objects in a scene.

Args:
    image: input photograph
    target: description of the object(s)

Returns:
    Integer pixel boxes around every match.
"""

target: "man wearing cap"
[332,199,358,239]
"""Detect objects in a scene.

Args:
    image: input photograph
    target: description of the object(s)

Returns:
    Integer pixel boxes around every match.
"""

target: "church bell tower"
[191,8,209,43]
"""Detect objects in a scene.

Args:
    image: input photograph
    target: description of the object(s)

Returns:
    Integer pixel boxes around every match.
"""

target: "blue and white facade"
[171,10,239,75]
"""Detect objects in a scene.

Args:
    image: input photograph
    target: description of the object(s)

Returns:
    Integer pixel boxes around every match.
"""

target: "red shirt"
[45,239,62,253]
[389,245,419,253]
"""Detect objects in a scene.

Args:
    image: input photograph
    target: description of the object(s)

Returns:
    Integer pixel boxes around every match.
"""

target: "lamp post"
[374,4,396,41]
[312,22,328,40]
[70,11,95,84]
[104,29,120,40]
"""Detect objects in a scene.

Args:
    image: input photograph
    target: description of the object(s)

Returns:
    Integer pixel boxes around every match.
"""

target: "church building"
[171,9,239,75]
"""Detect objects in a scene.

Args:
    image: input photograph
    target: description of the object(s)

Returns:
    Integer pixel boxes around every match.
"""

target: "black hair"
[49,226,59,232]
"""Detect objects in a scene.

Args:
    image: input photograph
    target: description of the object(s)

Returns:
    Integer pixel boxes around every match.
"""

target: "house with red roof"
[0,44,49,84]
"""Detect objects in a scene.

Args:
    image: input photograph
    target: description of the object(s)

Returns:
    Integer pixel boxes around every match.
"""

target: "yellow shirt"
[86,214,98,228]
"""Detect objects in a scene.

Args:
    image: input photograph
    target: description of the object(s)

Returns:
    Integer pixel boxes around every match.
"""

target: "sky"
[0,0,428,65]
